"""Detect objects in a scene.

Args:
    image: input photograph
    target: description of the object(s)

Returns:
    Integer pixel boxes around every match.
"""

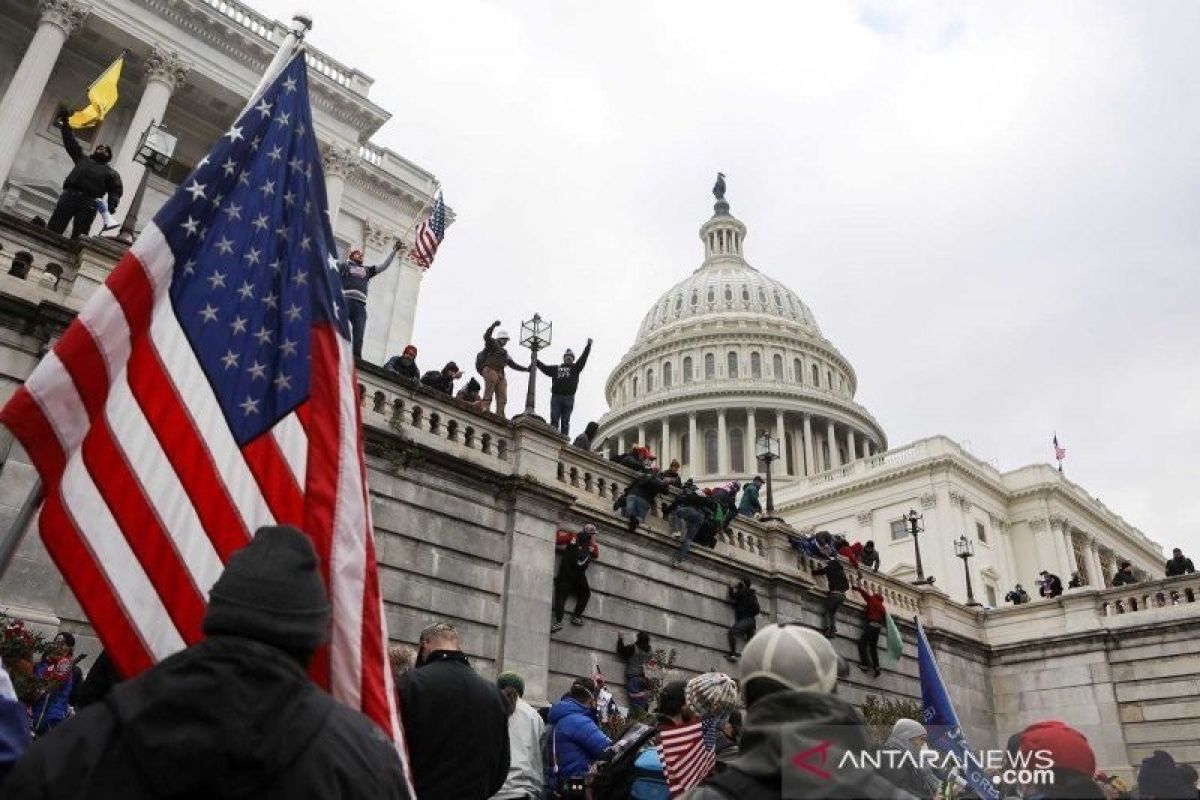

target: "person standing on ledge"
[338,240,403,360]
[477,321,530,417]
[49,107,122,239]
[1165,547,1195,577]
[536,338,592,437]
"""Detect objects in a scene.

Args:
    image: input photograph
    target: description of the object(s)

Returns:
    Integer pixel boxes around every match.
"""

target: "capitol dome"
[598,183,887,486]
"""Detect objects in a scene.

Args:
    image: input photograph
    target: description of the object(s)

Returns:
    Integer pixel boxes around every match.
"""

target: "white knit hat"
[685,672,739,717]
[739,624,840,695]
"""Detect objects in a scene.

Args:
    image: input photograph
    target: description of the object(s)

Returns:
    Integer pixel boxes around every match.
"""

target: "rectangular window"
[890,520,908,541]
[976,521,987,543]
[985,585,997,608]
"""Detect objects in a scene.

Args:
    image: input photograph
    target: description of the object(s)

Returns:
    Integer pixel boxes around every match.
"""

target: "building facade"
[599,186,1164,604]
[0,0,444,363]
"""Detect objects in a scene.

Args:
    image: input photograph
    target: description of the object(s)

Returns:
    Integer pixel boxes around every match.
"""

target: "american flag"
[657,718,719,797]
[1053,434,1066,466]
[0,53,407,782]
[407,192,445,269]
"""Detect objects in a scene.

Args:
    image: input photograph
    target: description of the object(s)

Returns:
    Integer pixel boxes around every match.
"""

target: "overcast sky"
[257,0,1200,557]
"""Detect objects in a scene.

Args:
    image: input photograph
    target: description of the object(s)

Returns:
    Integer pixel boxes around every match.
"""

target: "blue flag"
[916,619,1000,800]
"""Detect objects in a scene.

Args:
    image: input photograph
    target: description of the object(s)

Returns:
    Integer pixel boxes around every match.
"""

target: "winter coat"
[59,123,122,206]
[384,355,420,381]
[1112,568,1137,586]
[1166,555,1195,576]
[853,586,887,624]
[0,662,30,786]
[337,248,397,304]
[617,636,654,680]
[836,543,860,569]
[860,546,881,571]
[629,473,670,503]
[688,691,917,800]
[536,341,591,396]
[546,698,611,789]
[4,635,407,798]
[612,452,648,472]
[730,585,761,622]
[30,656,74,733]
[1039,574,1064,598]
[738,484,762,515]
[875,734,942,799]
[457,378,482,402]
[420,368,455,395]
[480,323,528,372]
[572,424,598,451]
[398,649,509,800]
[494,697,545,800]
[556,530,599,579]
[813,559,850,593]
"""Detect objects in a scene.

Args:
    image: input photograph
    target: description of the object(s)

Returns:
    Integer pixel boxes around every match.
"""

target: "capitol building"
[599,187,1165,606]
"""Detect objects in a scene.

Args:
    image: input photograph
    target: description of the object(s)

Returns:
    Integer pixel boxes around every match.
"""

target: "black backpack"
[584,721,659,800]
[475,348,488,373]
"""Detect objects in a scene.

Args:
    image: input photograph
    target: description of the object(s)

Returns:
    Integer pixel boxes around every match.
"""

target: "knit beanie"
[1137,750,1191,798]
[891,718,927,743]
[1018,721,1095,778]
[402,345,417,358]
[685,673,739,717]
[203,526,330,653]
[497,671,525,697]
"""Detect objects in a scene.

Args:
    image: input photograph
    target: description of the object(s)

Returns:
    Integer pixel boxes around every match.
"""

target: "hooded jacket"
[536,340,592,396]
[383,354,420,381]
[1165,554,1195,576]
[730,584,761,622]
[556,529,600,579]
[480,322,528,371]
[59,122,122,206]
[876,728,941,799]
[689,691,916,800]
[813,558,850,593]
[853,587,887,624]
[546,697,611,788]
[4,635,406,798]
[420,363,458,395]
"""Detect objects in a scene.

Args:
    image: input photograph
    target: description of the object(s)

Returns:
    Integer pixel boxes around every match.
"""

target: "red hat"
[402,345,417,357]
[1018,721,1095,778]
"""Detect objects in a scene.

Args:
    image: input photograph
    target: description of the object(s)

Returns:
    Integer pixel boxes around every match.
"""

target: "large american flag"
[657,718,719,797]
[406,192,445,269]
[0,53,407,780]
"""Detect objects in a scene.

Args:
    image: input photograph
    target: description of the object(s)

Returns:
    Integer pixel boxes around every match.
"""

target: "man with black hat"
[535,338,592,437]
[4,526,408,798]
[49,107,122,239]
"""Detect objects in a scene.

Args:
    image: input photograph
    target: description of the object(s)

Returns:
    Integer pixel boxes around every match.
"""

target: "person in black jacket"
[4,526,408,799]
[1165,548,1195,577]
[725,579,760,661]
[536,339,591,437]
[812,556,850,637]
[420,361,461,395]
[1038,570,1064,598]
[573,421,600,451]
[551,525,600,632]
[399,622,509,799]
[670,482,716,567]
[620,469,670,533]
[1112,561,1137,586]
[49,107,122,239]
[384,345,420,381]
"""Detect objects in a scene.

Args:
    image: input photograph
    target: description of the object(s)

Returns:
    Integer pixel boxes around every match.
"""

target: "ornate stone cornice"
[856,510,873,526]
[363,217,399,249]
[920,492,937,509]
[1048,512,1069,530]
[144,48,191,92]
[39,0,90,35]
[1029,517,1049,532]
[322,144,361,180]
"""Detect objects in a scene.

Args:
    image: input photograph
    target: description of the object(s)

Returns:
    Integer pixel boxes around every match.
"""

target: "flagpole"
[244,12,312,114]
[398,182,441,244]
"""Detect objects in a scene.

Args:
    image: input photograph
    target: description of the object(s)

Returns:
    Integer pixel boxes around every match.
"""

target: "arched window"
[724,286,733,302]
[663,361,673,388]
[727,351,739,378]
[691,290,699,307]
[741,286,750,302]
[632,376,638,397]
[730,429,745,473]
[827,370,833,389]
[750,352,762,379]
[646,369,654,393]
[683,356,693,383]
[704,430,718,474]
[786,433,796,476]
[811,363,820,385]
[794,358,803,382]
[707,287,715,303]
[675,295,682,311]
[839,376,846,395]
[680,433,690,466]
[772,354,783,380]
[758,288,767,304]
[704,353,715,379]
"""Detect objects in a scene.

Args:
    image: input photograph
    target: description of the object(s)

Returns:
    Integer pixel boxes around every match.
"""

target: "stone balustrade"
[1098,573,1200,618]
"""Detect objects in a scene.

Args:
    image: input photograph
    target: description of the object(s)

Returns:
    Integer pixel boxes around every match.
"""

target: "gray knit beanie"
[203,526,330,653]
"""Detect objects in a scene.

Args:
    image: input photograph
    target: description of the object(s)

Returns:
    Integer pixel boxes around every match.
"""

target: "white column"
[1086,538,1104,587]
[110,48,190,226]
[827,420,841,468]
[1049,518,1071,579]
[717,409,729,474]
[0,0,90,188]
[322,143,360,225]
[1063,528,1080,579]
[745,407,756,473]
[380,254,424,361]
[687,412,698,471]
[802,414,815,476]
[775,409,789,475]
[637,424,646,448]
[618,432,627,454]
[660,418,671,465]
[847,429,858,462]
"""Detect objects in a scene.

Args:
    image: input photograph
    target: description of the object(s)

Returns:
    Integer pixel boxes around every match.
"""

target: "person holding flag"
[47,105,122,238]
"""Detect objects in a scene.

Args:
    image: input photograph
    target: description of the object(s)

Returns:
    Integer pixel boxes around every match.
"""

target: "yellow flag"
[68,54,124,129]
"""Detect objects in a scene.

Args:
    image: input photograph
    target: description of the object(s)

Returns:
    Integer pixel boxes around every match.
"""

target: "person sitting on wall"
[1038,570,1064,599]
[384,345,420,381]
[1111,561,1137,586]
[551,524,600,633]
[455,376,487,410]
[572,421,601,451]
[420,361,462,395]
[1004,584,1030,605]
[49,107,122,240]
[859,540,881,572]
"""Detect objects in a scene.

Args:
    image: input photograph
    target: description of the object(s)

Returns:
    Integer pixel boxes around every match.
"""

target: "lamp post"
[905,509,935,586]
[955,534,981,607]
[115,120,177,245]
[754,432,780,518]
[518,313,552,420]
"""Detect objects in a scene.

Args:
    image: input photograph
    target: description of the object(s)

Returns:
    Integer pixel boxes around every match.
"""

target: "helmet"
[495,329,510,341]
[739,623,841,696]
[349,249,364,263]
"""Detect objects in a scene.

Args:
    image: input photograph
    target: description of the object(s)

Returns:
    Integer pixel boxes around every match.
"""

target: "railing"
[1098,573,1200,617]
[0,212,81,300]
[359,144,384,168]
[200,0,276,40]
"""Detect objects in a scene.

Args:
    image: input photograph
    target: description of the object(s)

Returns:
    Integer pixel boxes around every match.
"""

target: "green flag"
[884,612,903,663]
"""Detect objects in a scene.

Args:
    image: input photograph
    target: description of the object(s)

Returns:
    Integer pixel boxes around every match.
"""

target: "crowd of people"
[1000,547,1195,608]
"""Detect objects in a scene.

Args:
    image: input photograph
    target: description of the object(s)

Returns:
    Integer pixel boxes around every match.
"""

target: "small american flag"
[657,718,719,797]
[1053,434,1066,468]
[0,53,408,786]
[407,192,445,269]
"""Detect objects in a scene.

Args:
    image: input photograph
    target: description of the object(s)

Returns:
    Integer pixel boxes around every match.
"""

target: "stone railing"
[359,144,385,168]
[200,0,275,39]
[1097,573,1200,618]
[0,213,78,297]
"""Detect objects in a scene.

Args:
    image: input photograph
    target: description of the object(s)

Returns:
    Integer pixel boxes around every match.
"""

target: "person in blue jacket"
[546,677,611,794]
[30,634,77,736]
[0,659,31,785]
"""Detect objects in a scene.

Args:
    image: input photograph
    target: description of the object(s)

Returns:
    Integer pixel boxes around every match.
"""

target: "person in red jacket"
[835,536,860,569]
[852,583,886,677]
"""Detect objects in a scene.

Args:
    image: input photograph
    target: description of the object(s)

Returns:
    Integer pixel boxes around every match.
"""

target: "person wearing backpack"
[725,578,760,662]
[420,361,462,395]
[477,321,530,417]
[546,677,611,799]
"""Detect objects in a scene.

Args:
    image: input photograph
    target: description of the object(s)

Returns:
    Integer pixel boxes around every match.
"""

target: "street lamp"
[754,432,780,518]
[955,534,981,607]
[518,313,552,419]
[905,509,935,586]
[115,120,178,244]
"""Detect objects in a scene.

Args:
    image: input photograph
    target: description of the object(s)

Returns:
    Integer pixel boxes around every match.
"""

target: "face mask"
[93,147,112,163]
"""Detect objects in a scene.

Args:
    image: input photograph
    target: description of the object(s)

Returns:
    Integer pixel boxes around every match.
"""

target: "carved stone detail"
[856,510,873,526]
[919,492,936,509]
[322,143,361,179]
[144,48,191,92]
[1028,517,1049,532]
[1048,512,1069,530]
[39,0,90,35]
[948,489,970,510]
[363,218,391,248]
